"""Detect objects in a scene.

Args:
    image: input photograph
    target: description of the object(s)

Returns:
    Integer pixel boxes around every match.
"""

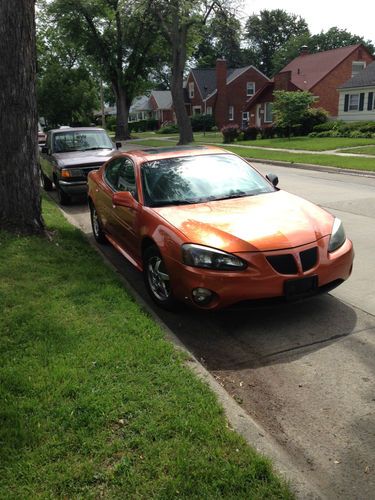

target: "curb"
[60,205,324,499]
[243,157,375,178]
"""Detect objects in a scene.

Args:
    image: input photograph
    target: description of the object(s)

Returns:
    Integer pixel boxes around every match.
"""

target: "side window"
[105,158,137,197]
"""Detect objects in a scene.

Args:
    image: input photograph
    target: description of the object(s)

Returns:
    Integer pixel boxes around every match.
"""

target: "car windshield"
[142,153,275,207]
[53,130,113,153]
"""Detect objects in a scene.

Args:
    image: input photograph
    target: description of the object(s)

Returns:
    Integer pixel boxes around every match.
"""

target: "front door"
[256,104,261,127]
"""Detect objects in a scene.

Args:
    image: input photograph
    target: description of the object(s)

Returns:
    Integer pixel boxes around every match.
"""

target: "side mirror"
[266,173,279,187]
[115,141,122,150]
[112,191,137,209]
[41,145,48,154]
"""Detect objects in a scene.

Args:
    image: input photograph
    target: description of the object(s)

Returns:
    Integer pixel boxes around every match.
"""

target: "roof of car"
[50,127,107,133]
[122,145,228,163]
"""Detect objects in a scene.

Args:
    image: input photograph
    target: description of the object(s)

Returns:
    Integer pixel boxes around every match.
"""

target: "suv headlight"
[182,244,247,270]
[328,218,346,252]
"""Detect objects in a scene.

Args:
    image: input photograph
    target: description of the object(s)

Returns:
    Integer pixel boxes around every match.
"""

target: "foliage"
[242,126,258,140]
[157,123,179,134]
[37,62,98,127]
[272,90,315,137]
[191,114,215,131]
[193,10,249,68]
[221,123,240,143]
[311,120,375,138]
[244,9,309,76]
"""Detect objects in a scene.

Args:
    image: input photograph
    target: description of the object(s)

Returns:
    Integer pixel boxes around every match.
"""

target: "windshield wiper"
[210,192,255,201]
[81,147,112,151]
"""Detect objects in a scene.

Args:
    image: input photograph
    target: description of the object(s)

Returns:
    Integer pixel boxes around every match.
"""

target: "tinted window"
[142,154,275,207]
[53,130,112,152]
[105,158,137,196]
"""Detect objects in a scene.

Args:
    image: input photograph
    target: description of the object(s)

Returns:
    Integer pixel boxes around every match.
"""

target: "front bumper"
[165,237,354,309]
[59,179,88,196]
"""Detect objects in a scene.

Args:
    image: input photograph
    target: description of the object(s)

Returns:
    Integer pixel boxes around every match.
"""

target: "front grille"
[267,254,298,275]
[300,247,318,271]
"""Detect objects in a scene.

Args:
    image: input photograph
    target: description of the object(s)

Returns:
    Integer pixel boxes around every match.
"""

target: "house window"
[189,81,195,98]
[264,102,273,123]
[228,106,234,121]
[246,82,255,96]
[348,94,360,111]
[352,61,366,77]
[193,106,201,115]
[242,112,249,128]
[206,106,212,115]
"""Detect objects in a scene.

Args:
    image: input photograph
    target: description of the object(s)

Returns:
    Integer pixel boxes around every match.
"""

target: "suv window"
[105,158,137,197]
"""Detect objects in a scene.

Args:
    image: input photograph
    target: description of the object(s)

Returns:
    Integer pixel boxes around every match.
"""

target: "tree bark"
[0,0,44,234]
[112,81,130,141]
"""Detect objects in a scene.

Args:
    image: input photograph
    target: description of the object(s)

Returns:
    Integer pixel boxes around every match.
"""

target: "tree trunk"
[171,44,193,145]
[112,81,130,141]
[0,0,44,234]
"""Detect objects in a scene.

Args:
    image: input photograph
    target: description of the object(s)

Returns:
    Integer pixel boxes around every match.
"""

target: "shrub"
[105,115,117,132]
[259,126,277,139]
[221,123,240,143]
[190,114,215,132]
[299,107,329,135]
[157,123,179,134]
[242,126,258,140]
[211,126,219,132]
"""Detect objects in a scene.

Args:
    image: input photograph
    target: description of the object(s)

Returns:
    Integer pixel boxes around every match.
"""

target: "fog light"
[192,287,213,306]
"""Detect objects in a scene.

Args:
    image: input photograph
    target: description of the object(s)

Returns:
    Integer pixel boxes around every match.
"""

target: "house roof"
[281,44,366,90]
[151,90,173,109]
[339,60,375,89]
[129,95,152,113]
[191,65,267,100]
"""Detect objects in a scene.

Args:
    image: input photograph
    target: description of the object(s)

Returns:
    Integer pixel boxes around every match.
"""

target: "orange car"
[87,146,353,310]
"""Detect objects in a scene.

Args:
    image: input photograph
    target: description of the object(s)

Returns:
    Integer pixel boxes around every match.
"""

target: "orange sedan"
[87,146,353,310]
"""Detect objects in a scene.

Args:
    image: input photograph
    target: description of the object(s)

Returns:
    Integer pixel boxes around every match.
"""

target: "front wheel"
[56,183,71,206]
[90,201,107,244]
[143,246,178,311]
[40,169,53,191]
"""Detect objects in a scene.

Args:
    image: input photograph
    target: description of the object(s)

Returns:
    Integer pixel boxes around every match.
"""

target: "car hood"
[54,149,116,167]
[153,190,334,252]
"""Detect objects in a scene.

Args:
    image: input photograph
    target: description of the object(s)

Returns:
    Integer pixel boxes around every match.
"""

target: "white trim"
[351,61,366,78]
[189,81,195,98]
[226,65,271,85]
[228,105,234,121]
[348,93,360,111]
[193,106,202,115]
[246,81,256,96]
[264,102,273,123]
[190,71,204,100]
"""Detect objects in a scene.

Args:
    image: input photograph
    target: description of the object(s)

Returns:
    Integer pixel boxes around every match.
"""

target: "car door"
[103,157,140,260]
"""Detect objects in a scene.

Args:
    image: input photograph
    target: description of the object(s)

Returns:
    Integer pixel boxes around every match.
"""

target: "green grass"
[340,146,375,155]
[0,197,292,499]
[235,136,375,151]
[222,146,375,171]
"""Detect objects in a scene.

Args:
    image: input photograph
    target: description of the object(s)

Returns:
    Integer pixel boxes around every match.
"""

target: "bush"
[242,126,258,140]
[190,114,215,132]
[221,123,240,143]
[311,120,375,138]
[299,107,328,135]
[212,126,219,132]
[157,123,179,134]
[259,126,277,139]
[105,115,117,132]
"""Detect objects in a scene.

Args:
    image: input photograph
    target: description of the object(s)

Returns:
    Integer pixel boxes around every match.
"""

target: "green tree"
[272,90,315,137]
[152,0,224,145]
[47,0,161,140]
[245,9,309,76]
[0,0,44,234]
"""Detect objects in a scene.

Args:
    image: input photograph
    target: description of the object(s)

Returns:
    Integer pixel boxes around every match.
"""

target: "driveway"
[52,163,375,499]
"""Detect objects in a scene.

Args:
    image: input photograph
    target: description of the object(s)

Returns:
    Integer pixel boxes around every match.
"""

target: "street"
[55,163,375,499]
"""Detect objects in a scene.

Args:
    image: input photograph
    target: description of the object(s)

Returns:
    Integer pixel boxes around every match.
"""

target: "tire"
[40,169,53,191]
[56,182,71,206]
[143,246,178,311]
[90,201,107,244]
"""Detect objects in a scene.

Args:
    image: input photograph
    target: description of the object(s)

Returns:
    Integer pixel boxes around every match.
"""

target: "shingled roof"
[340,60,375,89]
[281,44,366,90]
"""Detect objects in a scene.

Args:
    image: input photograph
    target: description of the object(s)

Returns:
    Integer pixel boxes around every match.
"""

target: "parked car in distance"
[40,126,120,205]
[87,145,354,310]
[38,123,47,146]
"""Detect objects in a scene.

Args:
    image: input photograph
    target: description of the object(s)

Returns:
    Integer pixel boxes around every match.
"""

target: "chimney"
[274,70,292,90]
[300,45,309,56]
[215,58,228,128]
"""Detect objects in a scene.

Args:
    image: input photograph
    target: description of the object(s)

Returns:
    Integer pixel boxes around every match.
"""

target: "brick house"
[246,44,375,127]
[185,59,270,128]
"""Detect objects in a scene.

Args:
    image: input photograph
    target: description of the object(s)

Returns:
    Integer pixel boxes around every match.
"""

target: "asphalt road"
[53,164,375,499]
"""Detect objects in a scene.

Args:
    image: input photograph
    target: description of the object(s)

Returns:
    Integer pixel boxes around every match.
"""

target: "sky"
[241,0,375,44]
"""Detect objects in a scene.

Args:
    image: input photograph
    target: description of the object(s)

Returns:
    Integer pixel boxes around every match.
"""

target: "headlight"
[61,168,83,178]
[328,218,346,252]
[182,244,247,270]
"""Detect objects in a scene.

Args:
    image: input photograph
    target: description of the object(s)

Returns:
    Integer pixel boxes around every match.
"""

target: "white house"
[338,61,375,121]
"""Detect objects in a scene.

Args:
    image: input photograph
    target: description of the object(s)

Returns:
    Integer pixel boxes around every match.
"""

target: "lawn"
[0,197,292,498]
[234,136,375,151]
[340,146,375,155]
[125,138,375,171]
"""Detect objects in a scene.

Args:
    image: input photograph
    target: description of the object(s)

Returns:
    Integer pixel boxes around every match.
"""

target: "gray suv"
[40,127,120,205]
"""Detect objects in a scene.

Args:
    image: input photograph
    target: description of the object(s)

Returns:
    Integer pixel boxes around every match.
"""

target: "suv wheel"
[40,169,53,191]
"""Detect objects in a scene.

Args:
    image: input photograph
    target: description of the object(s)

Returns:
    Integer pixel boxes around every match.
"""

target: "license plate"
[284,275,318,299]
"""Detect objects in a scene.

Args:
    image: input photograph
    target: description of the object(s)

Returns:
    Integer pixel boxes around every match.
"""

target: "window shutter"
[344,94,349,112]
[359,93,365,111]
[368,92,374,111]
